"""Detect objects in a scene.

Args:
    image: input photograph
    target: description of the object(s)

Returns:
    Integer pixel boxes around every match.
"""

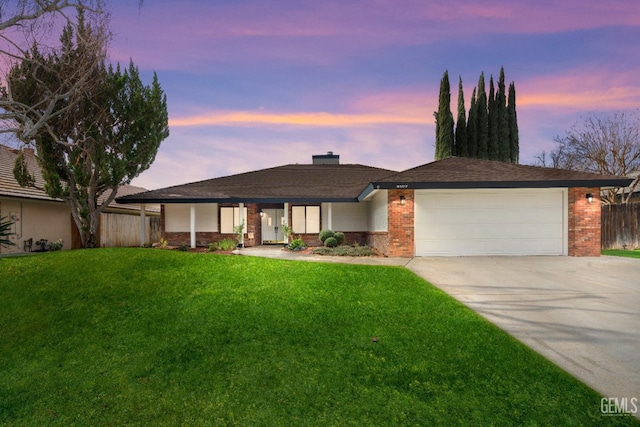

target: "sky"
[104,0,640,190]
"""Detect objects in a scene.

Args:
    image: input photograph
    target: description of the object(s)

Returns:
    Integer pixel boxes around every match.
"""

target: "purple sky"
[106,0,640,190]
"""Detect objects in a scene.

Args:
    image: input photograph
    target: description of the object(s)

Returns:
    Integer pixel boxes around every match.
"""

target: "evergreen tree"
[435,70,454,160]
[476,72,489,159]
[488,75,499,159]
[497,67,510,162]
[455,76,467,157]
[8,15,169,248]
[508,82,519,163]
[467,88,478,158]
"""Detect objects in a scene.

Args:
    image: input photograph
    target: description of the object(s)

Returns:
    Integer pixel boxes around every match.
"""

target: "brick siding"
[568,187,601,257]
[387,189,415,257]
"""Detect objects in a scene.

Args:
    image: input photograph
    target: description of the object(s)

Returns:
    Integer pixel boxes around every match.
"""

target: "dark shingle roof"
[117,156,634,204]
[371,157,633,189]
[117,164,398,204]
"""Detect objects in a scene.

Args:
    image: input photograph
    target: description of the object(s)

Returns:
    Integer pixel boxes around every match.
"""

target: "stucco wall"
[0,198,72,254]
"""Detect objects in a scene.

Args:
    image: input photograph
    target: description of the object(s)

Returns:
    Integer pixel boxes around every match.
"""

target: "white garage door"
[415,189,567,256]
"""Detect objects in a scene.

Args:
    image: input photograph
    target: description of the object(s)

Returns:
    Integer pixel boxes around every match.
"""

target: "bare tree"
[0,0,108,143]
[543,111,640,204]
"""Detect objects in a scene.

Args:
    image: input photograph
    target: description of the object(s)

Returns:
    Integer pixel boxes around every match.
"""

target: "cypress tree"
[455,76,467,157]
[467,88,477,158]
[476,72,489,159]
[435,70,454,160]
[508,81,519,163]
[488,75,499,159]
[497,67,510,162]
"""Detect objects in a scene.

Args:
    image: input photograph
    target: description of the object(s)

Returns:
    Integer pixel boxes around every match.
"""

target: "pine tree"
[476,72,489,159]
[497,67,510,162]
[488,75,499,159]
[455,76,467,157]
[435,70,454,160]
[467,88,477,158]
[508,82,519,163]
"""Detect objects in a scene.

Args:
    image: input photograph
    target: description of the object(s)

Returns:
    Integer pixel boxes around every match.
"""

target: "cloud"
[518,68,640,111]
[169,109,428,128]
[110,0,640,70]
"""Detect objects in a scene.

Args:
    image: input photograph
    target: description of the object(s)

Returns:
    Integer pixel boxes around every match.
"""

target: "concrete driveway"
[406,256,640,407]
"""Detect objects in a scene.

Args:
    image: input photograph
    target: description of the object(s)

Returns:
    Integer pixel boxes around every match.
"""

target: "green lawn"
[1,249,637,426]
[603,249,640,259]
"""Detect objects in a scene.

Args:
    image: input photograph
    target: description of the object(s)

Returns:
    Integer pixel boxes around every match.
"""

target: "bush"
[46,239,64,251]
[333,232,345,245]
[318,229,334,243]
[312,245,376,257]
[219,238,238,251]
[324,237,338,248]
[287,238,306,251]
[178,243,190,252]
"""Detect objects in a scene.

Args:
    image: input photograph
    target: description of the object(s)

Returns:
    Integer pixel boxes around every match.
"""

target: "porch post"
[239,202,245,247]
[283,202,289,243]
[327,202,333,230]
[140,203,146,247]
[190,204,196,248]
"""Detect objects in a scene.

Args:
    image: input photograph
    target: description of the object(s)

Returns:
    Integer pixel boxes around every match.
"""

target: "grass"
[0,249,637,426]
[602,249,640,259]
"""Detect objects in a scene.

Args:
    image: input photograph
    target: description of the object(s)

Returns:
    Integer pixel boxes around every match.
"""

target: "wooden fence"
[601,203,640,249]
[99,213,161,247]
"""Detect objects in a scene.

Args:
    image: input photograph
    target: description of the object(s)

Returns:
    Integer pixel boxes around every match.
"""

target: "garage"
[414,188,567,256]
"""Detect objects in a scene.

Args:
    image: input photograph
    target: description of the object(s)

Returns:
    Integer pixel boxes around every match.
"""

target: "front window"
[291,205,320,234]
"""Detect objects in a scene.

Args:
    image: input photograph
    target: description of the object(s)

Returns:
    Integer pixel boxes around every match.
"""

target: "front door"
[261,209,285,244]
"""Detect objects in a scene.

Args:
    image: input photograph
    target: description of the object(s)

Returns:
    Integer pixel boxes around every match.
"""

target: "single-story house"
[116,152,633,257]
[0,144,160,253]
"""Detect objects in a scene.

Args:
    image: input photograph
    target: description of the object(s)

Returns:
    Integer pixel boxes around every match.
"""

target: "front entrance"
[261,209,285,244]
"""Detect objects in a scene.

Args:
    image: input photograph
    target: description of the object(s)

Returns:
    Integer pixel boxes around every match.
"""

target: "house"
[0,144,160,253]
[116,152,633,257]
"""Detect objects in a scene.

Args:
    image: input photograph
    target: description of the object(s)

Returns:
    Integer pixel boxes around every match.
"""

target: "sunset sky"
[106,0,640,190]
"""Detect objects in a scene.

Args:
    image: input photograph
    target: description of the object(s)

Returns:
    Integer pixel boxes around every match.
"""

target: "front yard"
[603,249,640,259]
[0,249,636,426]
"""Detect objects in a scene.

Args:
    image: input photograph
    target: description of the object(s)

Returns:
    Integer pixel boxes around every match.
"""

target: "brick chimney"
[312,151,340,165]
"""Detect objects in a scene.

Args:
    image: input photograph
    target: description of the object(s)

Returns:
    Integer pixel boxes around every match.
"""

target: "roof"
[117,163,397,204]
[117,156,635,205]
[0,144,159,213]
[370,157,634,190]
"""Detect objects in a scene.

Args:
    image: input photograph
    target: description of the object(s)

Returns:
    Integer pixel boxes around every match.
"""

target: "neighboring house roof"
[0,144,159,213]
[117,156,634,205]
[117,164,398,204]
[370,157,633,189]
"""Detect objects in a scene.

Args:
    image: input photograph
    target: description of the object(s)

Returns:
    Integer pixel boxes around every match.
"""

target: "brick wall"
[568,187,601,257]
[387,189,414,257]
[367,232,390,257]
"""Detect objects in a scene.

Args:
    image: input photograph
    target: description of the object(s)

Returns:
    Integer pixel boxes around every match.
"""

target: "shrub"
[324,237,338,248]
[46,239,64,251]
[333,232,345,245]
[312,245,376,257]
[178,243,190,252]
[218,238,238,251]
[287,238,306,251]
[318,229,334,243]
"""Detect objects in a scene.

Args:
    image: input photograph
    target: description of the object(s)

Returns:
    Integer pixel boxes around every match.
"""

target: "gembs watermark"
[600,397,638,417]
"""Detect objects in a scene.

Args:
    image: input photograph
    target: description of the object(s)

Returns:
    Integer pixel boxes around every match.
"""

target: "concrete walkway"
[242,246,640,414]
[406,256,640,410]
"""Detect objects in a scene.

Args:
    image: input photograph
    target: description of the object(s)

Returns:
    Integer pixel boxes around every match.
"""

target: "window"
[165,204,218,232]
[291,206,320,234]
[220,207,247,234]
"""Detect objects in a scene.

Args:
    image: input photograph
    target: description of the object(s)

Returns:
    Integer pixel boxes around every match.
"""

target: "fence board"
[99,213,161,247]
[601,204,640,249]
